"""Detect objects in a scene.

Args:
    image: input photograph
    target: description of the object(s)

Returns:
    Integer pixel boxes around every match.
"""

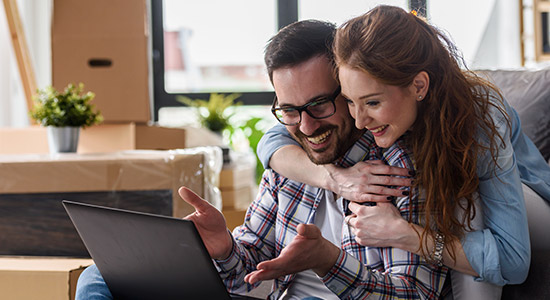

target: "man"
[185,20,447,299]
[75,20,447,299]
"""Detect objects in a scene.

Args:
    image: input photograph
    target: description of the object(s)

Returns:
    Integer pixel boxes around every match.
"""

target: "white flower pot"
[47,126,80,153]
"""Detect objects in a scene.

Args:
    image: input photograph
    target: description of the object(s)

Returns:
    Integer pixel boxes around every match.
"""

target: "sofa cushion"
[477,68,550,161]
[501,250,550,299]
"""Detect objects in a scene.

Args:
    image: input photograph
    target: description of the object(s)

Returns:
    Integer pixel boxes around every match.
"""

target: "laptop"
[63,200,263,300]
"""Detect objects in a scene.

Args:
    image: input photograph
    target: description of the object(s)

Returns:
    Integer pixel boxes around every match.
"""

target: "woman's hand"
[346,201,417,250]
[325,160,413,202]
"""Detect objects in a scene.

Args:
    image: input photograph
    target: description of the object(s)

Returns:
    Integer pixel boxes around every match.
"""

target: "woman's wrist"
[394,222,423,254]
[322,164,340,194]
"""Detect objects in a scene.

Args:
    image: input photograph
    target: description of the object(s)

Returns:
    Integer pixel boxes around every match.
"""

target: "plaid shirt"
[215,132,448,299]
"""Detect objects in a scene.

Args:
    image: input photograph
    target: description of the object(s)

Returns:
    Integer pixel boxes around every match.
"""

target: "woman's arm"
[347,100,531,284]
[257,124,413,201]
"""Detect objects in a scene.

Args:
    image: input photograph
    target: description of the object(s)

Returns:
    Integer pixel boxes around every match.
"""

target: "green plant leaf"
[176,93,242,132]
[29,83,103,128]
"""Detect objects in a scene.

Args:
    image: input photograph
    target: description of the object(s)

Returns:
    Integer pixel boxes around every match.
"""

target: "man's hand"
[346,201,416,250]
[179,187,233,260]
[325,160,413,202]
[244,224,340,285]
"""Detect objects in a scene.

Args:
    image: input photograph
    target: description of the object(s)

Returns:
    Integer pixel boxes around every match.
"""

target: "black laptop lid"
[63,200,231,300]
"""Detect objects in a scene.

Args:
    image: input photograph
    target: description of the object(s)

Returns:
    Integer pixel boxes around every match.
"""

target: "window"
[151,0,423,122]
[534,0,550,61]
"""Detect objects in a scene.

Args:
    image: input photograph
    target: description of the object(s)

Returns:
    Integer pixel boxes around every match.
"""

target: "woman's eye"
[366,100,379,107]
[343,98,354,106]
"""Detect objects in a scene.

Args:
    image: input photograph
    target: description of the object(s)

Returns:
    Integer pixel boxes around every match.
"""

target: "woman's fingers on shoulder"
[376,164,413,176]
[363,160,384,165]
[356,191,393,202]
[375,173,413,187]
[359,160,414,176]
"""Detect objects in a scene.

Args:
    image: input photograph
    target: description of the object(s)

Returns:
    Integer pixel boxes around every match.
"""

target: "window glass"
[299,0,408,25]
[162,0,276,94]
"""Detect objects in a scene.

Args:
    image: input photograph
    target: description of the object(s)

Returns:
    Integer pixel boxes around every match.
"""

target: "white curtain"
[0,0,51,127]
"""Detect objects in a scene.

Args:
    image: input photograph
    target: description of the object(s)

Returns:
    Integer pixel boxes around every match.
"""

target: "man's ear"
[412,71,429,101]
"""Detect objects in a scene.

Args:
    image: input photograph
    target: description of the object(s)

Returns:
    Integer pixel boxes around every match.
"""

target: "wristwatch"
[431,232,445,267]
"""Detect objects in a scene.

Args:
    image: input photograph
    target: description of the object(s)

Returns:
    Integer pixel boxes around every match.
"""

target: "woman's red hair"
[334,5,508,259]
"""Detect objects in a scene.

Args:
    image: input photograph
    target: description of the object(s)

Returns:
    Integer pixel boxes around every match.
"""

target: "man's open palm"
[179,187,233,260]
[244,224,340,284]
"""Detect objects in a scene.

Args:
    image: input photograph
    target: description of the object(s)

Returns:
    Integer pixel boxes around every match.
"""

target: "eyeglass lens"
[273,99,334,125]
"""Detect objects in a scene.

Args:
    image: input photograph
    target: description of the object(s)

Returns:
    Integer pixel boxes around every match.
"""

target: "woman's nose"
[353,107,370,130]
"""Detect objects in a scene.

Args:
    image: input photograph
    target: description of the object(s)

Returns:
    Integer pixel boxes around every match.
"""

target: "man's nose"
[299,112,321,136]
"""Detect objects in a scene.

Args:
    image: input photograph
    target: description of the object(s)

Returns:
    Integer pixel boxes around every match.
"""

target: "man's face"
[272,55,362,164]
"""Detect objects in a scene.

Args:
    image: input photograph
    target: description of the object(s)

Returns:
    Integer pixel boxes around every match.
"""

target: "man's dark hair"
[264,19,336,83]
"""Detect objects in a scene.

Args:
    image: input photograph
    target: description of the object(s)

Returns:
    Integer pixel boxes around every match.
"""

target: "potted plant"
[177,93,241,134]
[29,83,103,153]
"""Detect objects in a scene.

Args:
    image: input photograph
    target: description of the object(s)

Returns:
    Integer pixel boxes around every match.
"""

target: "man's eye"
[310,98,330,106]
[281,108,297,113]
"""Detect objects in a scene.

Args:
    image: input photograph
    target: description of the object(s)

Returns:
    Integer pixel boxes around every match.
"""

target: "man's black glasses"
[271,86,341,126]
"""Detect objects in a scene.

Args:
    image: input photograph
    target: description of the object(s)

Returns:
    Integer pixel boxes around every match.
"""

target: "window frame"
[150,0,425,121]
[150,0,298,121]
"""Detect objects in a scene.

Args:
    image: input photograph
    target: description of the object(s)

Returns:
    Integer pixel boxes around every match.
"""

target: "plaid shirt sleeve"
[321,248,447,299]
[213,170,281,294]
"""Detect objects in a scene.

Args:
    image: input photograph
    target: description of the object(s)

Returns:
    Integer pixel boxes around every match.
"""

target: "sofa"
[479,68,550,299]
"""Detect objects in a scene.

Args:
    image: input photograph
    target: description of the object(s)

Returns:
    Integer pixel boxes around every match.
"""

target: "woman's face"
[339,65,423,148]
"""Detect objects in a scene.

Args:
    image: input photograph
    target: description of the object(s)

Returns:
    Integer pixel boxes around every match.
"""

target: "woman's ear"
[412,71,429,101]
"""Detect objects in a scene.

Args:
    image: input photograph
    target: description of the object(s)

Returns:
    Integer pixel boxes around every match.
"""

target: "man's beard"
[292,125,350,165]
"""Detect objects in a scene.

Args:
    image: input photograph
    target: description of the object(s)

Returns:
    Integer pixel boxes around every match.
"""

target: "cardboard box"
[220,164,255,189]
[0,124,186,154]
[0,257,93,300]
[223,209,247,231]
[0,150,220,256]
[221,185,254,211]
[52,0,151,123]
[79,123,186,152]
[0,126,48,154]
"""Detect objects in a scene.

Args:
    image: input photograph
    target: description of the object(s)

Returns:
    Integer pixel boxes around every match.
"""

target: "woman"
[258,5,550,297]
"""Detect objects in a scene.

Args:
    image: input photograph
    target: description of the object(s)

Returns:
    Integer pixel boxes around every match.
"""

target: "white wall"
[429,0,522,69]
[0,0,52,127]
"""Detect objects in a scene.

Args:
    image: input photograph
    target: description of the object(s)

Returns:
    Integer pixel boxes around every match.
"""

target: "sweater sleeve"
[256,123,300,169]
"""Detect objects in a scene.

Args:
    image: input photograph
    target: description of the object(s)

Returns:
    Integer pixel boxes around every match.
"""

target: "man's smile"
[307,129,333,145]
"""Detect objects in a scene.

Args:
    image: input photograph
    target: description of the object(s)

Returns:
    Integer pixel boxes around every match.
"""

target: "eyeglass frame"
[271,86,341,126]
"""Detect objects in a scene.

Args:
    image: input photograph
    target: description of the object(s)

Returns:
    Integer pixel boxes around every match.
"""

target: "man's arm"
[179,184,278,293]
[244,222,448,299]
[213,171,281,293]
[244,223,340,284]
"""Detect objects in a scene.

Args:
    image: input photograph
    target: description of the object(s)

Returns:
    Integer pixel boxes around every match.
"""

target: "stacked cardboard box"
[0,1,209,296]
[52,0,151,123]
[0,1,192,155]
[220,154,258,230]
[0,149,220,298]
[48,0,187,151]
[0,257,93,300]
[0,124,186,154]
[0,150,220,256]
